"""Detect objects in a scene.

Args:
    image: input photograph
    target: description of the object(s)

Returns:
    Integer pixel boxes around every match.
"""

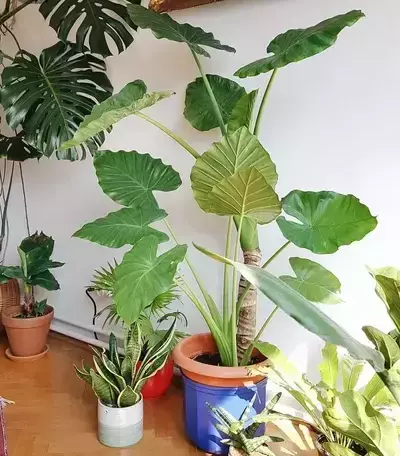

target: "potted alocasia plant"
[62,6,376,454]
[75,320,177,448]
[1,232,64,360]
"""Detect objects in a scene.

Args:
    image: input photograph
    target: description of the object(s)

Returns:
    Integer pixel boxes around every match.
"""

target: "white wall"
[1,0,400,380]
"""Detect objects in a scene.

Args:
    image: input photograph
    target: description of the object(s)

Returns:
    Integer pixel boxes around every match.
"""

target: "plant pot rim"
[1,305,54,327]
[97,396,143,409]
[173,333,269,387]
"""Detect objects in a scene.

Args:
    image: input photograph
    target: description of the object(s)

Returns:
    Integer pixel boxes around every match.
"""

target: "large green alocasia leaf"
[235,10,364,78]
[323,391,400,456]
[363,326,400,370]
[319,343,339,389]
[0,42,112,161]
[227,90,259,134]
[194,244,385,373]
[94,150,181,208]
[0,133,41,161]
[184,75,245,131]
[191,126,278,213]
[73,204,169,248]
[114,236,187,324]
[341,354,364,391]
[39,0,140,57]
[61,81,174,150]
[280,257,342,304]
[276,190,377,254]
[127,4,235,58]
[208,167,281,223]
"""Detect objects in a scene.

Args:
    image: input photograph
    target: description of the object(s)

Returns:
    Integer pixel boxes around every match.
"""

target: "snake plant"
[74,320,176,407]
[208,392,293,455]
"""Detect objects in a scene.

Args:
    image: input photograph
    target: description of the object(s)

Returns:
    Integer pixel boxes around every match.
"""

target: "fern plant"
[208,393,291,456]
[89,261,187,348]
[74,320,176,407]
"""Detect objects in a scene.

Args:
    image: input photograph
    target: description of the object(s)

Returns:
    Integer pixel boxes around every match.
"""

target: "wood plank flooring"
[0,332,317,456]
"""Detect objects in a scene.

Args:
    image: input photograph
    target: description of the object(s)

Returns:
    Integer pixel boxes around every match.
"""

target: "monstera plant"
[63,6,376,368]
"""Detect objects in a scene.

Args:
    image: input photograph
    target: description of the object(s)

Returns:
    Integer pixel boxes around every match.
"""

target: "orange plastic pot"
[138,356,174,399]
[172,333,268,387]
[2,305,54,359]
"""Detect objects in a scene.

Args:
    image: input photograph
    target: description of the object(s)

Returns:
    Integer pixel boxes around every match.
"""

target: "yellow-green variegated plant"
[74,320,176,408]
[63,6,376,368]
[252,342,399,456]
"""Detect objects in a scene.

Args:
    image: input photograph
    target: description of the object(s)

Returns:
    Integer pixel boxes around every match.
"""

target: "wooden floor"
[0,332,318,456]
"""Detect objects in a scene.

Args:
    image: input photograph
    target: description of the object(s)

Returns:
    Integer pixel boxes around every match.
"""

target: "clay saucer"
[5,345,49,362]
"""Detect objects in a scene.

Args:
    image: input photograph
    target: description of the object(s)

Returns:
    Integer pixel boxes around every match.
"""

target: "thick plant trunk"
[236,248,262,361]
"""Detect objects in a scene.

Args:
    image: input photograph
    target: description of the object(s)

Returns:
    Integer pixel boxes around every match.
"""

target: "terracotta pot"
[172,333,268,387]
[2,305,54,358]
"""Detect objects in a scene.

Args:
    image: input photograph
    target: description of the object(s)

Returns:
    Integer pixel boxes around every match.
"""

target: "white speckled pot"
[97,398,143,448]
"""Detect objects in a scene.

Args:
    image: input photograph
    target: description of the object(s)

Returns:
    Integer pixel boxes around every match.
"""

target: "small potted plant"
[1,232,64,361]
[208,392,294,455]
[88,262,187,399]
[75,320,177,448]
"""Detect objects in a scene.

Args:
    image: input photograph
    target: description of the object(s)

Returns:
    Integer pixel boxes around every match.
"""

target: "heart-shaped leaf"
[208,167,281,224]
[235,10,364,78]
[61,81,174,150]
[127,4,235,58]
[194,244,385,373]
[280,257,342,304]
[323,391,399,456]
[184,75,245,131]
[73,204,169,248]
[191,126,278,213]
[227,89,259,134]
[94,150,181,208]
[363,326,400,370]
[276,190,377,254]
[39,0,140,57]
[0,42,112,160]
[0,133,41,161]
[114,236,187,324]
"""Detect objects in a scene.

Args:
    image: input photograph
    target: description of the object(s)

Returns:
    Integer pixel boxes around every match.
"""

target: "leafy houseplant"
[62,6,376,453]
[0,232,64,359]
[89,261,187,398]
[208,392,287,456]
[63,7,375,368]
[75,319,177,447]
[252,342,399,456]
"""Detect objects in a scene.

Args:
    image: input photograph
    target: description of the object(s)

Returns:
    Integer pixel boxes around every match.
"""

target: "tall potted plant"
[62,6,375,454]
[1,232,64,361]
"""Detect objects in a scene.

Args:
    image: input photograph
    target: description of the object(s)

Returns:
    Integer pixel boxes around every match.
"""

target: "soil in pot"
[316,434,367,455]
[195,352,263,366]
[2,305,54,359]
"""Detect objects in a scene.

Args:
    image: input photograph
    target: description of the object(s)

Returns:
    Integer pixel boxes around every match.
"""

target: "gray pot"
[97,398,143,448]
